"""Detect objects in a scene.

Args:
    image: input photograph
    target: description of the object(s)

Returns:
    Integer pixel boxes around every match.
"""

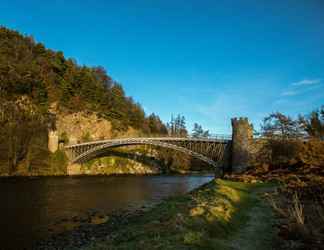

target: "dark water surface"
[0,175,213,249]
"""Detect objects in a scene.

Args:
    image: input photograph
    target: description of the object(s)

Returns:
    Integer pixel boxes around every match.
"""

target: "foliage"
[0,26,166,135]
[146,113,168,135]
[167,114,188,137]
[0,97,50,174]
[261,108,324,140]
[261,112,302,139]
[259,109,324,168]
[298,139,324,167]
[192,123,210,138]
[298,106,324,139]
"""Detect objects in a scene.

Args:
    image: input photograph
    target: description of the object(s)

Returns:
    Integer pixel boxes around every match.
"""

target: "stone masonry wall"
[231,117,253,173]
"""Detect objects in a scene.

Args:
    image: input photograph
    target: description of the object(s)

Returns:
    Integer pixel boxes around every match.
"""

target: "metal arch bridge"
[64,136,232,168]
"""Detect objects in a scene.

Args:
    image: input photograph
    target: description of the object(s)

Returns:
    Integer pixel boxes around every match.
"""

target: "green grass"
[84,179,277,250]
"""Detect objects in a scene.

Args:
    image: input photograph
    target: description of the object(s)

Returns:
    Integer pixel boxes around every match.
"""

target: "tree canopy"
[192,123,210,138]
[261,112,302,139]
[0,26,167,134]
[167,114,188,137]
[299,107,324,139]
[261,108,324,140]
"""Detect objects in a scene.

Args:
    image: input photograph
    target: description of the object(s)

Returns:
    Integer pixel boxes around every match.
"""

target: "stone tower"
[231,117,253,173]
[48,130,59,153]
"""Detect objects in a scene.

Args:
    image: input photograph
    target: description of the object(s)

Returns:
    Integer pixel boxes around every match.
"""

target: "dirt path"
[227,186,278,250]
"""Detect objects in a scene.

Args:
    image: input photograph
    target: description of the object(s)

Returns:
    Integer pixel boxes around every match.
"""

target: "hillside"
[0,27,209,176]
[0,26,173,176]
[0,26,167,134]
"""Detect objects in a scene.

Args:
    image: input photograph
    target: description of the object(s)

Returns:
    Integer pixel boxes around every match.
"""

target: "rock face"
[67,163,82,175]
[67,156,161,175]
[55,111,143,144]
[56,112,113,143]
[231,117,253,173]
[54,111,159,175]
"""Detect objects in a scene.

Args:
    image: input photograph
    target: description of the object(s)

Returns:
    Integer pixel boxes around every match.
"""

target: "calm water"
[0,175,213,249]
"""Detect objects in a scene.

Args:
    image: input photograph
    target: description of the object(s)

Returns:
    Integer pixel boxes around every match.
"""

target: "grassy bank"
[84,179,277,250]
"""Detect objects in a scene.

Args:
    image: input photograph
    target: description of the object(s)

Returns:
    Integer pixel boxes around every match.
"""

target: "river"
[0,175,213,249]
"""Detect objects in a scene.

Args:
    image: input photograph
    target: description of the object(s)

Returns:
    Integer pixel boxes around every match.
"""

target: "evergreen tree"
[167,114,187,136]
[192,123,210,138]
[298,106,324,139]
[0,26,167,134]
[261,112,302,139]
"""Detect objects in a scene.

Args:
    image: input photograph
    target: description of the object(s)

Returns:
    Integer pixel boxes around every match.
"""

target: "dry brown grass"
[290,193,304,225]
[259,179,324,250]
[226,139,324,250]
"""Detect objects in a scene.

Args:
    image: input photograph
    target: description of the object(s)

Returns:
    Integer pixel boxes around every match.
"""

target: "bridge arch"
[71,140,221,168]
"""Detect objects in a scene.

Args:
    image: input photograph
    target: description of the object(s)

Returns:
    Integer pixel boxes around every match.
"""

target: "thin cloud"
[280,78,322,96]
[281,90,298,96]
[292,79,321,86]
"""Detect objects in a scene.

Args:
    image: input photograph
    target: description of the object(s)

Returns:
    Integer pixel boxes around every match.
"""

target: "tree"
[147,113,168,135]
[178,115,187,136]
[0,26,168,137]
[167,114,188,137]
[260,112,304,167]
[0,97,49,174]
[298,106,324,139]
[192,123,210,138]
[261,112,302,139]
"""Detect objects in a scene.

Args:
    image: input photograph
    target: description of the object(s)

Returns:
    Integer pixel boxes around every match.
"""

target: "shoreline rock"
[34,207,146,250]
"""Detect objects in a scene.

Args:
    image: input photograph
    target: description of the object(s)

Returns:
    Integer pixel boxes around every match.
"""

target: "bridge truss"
[64,137,231,168]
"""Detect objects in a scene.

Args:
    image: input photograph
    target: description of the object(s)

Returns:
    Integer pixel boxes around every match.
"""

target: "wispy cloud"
[292,78,321,86]
[281,90,298,96]
[280,78,322,96]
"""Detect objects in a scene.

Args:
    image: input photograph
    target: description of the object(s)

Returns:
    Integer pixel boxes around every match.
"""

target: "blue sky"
[1,0,324,133]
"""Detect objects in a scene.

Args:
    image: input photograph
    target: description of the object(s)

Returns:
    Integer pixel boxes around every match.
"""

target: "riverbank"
[0,175,211,250]
[0,171,214,178]
[72,179,277,250]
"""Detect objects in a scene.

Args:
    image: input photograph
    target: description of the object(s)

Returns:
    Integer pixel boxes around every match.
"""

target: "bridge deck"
[65,136,231,149]
[64,136,232,168]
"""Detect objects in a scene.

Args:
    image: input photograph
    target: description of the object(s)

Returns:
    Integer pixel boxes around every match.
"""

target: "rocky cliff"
[54,110,142,144]
[54,110,162,175]
[68,155,161,175]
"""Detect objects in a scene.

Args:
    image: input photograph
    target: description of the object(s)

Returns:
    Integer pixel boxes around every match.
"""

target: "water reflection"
[0,175,213,249]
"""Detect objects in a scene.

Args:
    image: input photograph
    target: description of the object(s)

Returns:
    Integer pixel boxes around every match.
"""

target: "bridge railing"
[125,133,232,140]
[65,134,232,148]
[188,134,232,140]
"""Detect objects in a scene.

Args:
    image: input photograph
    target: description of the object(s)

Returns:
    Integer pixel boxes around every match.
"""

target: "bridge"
[64,136,232,168]
[56,117,253,173]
